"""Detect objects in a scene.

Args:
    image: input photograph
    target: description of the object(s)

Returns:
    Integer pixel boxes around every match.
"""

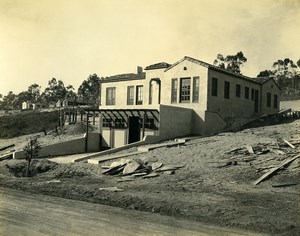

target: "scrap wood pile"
[224,138,300,185]
[101,157,184,181]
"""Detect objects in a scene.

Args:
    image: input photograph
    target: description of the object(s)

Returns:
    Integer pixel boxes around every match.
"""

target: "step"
[87,150,147,164]
[137,141,186,152]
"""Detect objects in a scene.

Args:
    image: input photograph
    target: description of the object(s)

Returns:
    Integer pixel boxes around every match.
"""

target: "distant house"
[95,56,280,148]
[22,101,47,110]
[56,98,89,108]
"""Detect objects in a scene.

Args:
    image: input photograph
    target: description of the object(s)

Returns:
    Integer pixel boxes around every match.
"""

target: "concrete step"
[137,141,186,152]
[87,150,147,165]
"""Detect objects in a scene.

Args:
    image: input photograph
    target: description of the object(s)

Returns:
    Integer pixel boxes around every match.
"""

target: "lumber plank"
[283,139,296,149]
[253,155,300,185]
[246,145,254,154]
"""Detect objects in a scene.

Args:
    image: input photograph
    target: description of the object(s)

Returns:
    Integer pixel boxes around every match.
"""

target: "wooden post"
[142,113,146,139]
[85,112,89,153]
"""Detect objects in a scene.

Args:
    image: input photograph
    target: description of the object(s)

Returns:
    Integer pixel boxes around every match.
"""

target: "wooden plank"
[283,139,296,149]
[253,155,300,185]
[246,145,254,154]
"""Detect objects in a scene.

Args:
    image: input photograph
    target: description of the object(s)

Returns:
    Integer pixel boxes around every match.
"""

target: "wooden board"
[283,139,296,149]
[253,155,300,185]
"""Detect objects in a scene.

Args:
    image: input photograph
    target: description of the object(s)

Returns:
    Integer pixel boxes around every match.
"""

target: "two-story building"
[96,56,280,148]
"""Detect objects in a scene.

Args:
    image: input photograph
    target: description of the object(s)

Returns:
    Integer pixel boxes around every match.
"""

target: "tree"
[0,91,17,110]
[43,78,67,103]
[77,74,101,107]
[28,83,41,102]
[257,58,300,95]
[66,84,76,99]
[213,51,247,74]
[23,137,40,176]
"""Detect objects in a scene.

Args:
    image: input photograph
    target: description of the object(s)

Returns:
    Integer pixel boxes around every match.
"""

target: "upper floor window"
[171,78,178,103]
[236,84,241,98]
[267,92,271,107]
[245,87,249,99]
[106,87,116,105]
[224,81,230,99]
[180,78,191,102]
[193,76,200,103]
[274,94,278,109]
[127,86,134,105]
[136,85,143,105]
[251,88,254,101]
[211,77,218,96]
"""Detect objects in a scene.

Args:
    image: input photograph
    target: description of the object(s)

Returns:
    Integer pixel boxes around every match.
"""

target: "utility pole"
[85,111,89,153]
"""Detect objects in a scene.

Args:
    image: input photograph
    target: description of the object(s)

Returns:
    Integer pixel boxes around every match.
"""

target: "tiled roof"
[165,56,270,85]
[144,62,172,70]
[101,72,146,83]
[251,77,272,84]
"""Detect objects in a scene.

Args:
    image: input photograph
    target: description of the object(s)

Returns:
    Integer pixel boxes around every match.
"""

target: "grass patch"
[0,110,58,138]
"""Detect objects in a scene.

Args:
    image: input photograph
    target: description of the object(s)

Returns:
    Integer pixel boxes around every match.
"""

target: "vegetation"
[0,110,58,138]
[23,137,41,176]
[213,51,247,74]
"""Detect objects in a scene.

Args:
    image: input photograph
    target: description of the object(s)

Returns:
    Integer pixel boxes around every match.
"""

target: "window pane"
[274,95,278,109]
[127,86,134,105]
[193,76,199,102]
[212,78,218,96]
[245,87,249,99]
[267,93,271,107]
[224,81,230,99]
[136,86,143,105]
[106,87,116,105]
[236,84,241,97]
[171,78,178,103]
[180,78,191,102]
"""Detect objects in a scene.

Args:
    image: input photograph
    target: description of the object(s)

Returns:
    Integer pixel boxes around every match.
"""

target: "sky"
[0,0,299,95]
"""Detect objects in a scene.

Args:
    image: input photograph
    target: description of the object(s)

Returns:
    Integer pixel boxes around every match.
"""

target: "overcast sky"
[0,0,299,95]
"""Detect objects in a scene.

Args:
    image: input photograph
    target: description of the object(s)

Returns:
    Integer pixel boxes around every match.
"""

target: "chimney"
[137,66,143,74]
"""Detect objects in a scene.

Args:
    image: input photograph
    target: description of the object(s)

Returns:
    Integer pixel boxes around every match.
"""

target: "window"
[180,78,191,102]
[171,78,178,103]
[114,118,127,128]
[102,117,126,128]
[149,83,153,105]
[267,92,271,107]
[274,95,278,109]
[245,87,249,99]
[143,117,158,130]
[106,87,116,105]
[127,86,134,105]
[193,76,200,102]
[102,118,113,127]
[136,85,143,105]
[224,81,230,99]
[211,77,218,96]
[236,84,241,98]
[251,89,254,101]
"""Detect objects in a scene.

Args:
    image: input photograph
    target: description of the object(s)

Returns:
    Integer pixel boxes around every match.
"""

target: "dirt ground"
[0,118,299,235]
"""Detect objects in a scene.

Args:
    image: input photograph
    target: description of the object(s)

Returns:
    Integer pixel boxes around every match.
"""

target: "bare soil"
[0,119,299,235]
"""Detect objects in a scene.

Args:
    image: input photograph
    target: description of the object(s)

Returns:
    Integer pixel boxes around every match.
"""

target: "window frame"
[171,78,178,103]
[180,77,191,103]
[136,85,143,105]
[267,92,271,107]
[224,81,230,99]
[245,87,249,99]
[273,94,278,109]
[211,77,218,97]
[127,86,134,105]
[106,87,116,105]
[236,84,241,98]
[192,76,200,103]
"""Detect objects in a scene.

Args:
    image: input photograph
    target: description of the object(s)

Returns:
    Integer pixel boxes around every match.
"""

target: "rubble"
[101,157,184,180]
[225,137,300,184]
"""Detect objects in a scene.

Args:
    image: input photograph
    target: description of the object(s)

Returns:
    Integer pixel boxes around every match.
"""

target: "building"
[96,56,280,148]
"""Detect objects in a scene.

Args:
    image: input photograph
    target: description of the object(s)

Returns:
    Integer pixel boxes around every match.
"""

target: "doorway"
[128,117,140,144]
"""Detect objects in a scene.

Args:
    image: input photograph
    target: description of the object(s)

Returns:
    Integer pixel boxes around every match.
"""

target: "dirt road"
[0,187,262,236]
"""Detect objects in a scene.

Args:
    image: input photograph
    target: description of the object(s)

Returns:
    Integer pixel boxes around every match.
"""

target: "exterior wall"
[100,78,159,110]
[114,129,127,148]
[207,69,261,120]
[14,133,101,159]
[159,105,193,139]
[260,79,280,115]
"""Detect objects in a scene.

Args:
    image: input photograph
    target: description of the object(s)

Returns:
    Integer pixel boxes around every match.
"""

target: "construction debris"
[101,157,184,180]
[99,187,124,192]
[253,155,300,185]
